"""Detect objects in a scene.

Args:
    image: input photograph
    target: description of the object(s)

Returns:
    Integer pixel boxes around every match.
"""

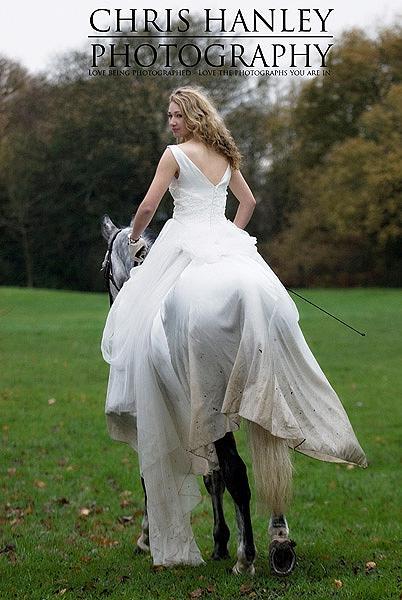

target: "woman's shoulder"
[178,140,205,152]
[178,141,227,163]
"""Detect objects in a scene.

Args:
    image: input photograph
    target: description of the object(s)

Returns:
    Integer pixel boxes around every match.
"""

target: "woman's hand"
[128,235,148,263]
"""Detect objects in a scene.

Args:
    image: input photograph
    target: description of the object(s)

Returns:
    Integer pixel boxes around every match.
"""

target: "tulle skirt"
[101,216,367,566]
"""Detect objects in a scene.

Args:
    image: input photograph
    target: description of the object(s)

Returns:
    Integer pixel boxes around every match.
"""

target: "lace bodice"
[167,145,231,226]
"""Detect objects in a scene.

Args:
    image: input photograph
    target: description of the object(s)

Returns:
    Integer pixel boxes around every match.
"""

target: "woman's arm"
[228,170,257,229]
[130,149,177,240]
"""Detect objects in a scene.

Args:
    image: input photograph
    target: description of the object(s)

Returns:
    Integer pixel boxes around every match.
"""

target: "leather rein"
[103,228,122,306]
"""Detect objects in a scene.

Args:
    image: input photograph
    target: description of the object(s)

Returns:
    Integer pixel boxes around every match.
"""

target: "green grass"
[0,286,401,600]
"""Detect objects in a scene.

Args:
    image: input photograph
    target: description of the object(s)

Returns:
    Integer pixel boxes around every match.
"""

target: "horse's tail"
[246,421,293,516]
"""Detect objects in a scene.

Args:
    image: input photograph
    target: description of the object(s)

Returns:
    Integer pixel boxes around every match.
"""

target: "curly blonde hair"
[168,86,242,170]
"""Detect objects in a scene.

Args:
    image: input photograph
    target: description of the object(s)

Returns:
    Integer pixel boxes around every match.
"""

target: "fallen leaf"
[189,589,204,599]
[34,480,46,489]
[80,555,92,563]
[55,497,70,505]
[120,499,133,508]
[365,561,376,571]
[90,535,119,547]
[92,505,104,514]
[334,579,343,589]
[206,584,216,593]
[7,468,16,476]
[117,515,134,525]
[43,502,54,514]
[58,589,67,596]
[0,544,16,554]
[79,507,91,517]
[48,398,56,405]
[5,507,25,520]
[41,518,53,530]
[240,584,253,594]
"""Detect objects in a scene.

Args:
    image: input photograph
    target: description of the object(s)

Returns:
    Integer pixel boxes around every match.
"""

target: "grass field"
[0,286,401,600]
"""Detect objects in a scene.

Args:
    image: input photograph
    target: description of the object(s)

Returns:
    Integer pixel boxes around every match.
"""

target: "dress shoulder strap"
[167,145,189,170]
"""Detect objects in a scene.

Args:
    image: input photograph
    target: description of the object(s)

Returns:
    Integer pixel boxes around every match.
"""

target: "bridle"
[103,228,122,306]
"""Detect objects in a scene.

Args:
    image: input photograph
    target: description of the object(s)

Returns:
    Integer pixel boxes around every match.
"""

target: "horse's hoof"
[135,534,150,553]
[211,549,230,560]
[232,562,255,576]
[269,539,296,576]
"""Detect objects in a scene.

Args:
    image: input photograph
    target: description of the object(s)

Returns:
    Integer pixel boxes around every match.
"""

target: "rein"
[285,288,366,336]
[102,228,365,336]
[103,228,122,306]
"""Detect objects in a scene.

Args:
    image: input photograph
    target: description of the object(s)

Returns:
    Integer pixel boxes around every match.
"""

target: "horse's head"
[100,214,155,305]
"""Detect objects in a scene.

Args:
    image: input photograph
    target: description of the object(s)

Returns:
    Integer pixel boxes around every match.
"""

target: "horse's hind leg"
[214,432,256,575]
[135,476,150,553]
[203,470,230,560]
[268,513,289,539]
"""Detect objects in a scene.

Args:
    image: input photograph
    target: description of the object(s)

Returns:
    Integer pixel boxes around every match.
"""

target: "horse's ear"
[101,214,119,242]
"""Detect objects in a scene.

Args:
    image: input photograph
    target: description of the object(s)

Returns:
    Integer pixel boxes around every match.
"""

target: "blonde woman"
[101,86,367,571]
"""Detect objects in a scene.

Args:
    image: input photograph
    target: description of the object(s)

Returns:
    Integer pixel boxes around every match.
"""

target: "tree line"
[0,24,401,290]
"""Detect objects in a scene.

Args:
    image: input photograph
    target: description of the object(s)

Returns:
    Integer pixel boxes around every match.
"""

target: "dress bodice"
[167,145,231,226]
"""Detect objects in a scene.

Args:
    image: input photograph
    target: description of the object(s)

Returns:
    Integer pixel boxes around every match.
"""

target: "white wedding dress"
[101,144,367,566]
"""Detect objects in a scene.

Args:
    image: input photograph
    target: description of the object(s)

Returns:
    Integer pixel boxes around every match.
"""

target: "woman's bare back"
[174,140,229,186]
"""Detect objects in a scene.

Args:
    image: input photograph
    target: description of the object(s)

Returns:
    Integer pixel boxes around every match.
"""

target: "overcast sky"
[0,1,401,73]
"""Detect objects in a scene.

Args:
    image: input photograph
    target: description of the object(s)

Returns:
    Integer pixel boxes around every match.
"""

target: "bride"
[101,85,367,569]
